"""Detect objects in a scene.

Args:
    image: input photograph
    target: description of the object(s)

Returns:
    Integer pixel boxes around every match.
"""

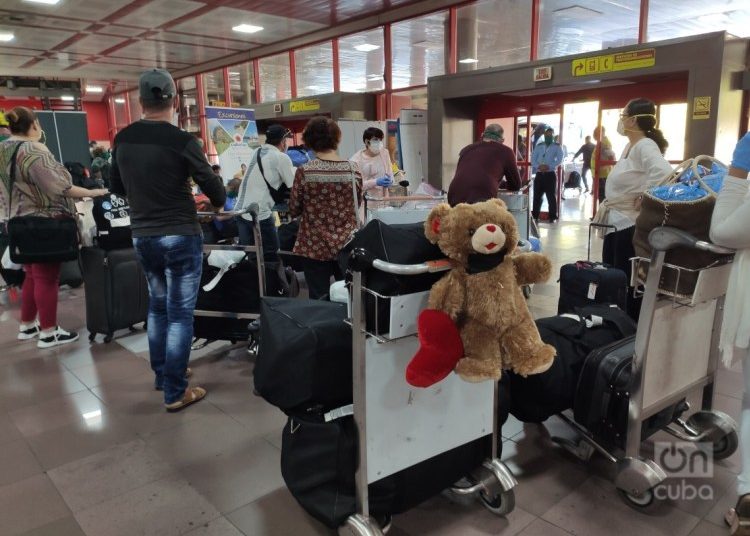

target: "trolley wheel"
[337,513,384,536]
[479,488,515,516]
[129,325,136,332]
[88,332,96,342]
[247,336,259,358]
[103,334,113,344]
[687,410,739,461]
[617,487,655,509]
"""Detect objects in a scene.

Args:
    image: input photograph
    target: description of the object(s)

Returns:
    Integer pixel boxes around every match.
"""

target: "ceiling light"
[0,32,14,42]
[355,43,380,52]
[232,24,263,34]
[24,0,61,4]
[114,98,125,104]
[86,85,103,93]
[60,95,75,101]
[459,58,479,64]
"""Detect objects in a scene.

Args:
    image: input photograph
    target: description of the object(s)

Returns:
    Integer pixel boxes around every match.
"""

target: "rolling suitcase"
[81,247,148,343]
[573,336,686,449]
[558,260,627,314]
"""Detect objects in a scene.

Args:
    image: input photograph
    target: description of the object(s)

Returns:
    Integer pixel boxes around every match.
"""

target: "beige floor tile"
[0,411,23,446]
[16,516,86,536]
[517,518,573,535]
[74,475,220,536]
[0,439,43,487]
[0,474,71,536]
[68,354,151,389]
[48,439,174,513]
[9,390,108,437]
[181,517,245,536]
[688,520,731,536]
[0,360,87,411]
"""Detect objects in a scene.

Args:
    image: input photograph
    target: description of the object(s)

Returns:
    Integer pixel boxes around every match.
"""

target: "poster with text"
[205,106,259,183]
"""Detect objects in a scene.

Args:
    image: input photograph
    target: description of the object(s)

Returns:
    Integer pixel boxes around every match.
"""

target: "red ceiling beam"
[253,58,261,104]
[530,0,541,61]
[332,37,340,93]
[448,6,457,75]
[384,23,392,119]
[638,0,649,44]
[223,67,231,106]
[289,50,297,99]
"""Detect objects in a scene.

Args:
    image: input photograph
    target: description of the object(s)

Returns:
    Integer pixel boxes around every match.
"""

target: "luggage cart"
[553,227,739,508]
[364,193,447,225]
[340,249,518,536]
[192,204,266,349]
[499,185,539,240]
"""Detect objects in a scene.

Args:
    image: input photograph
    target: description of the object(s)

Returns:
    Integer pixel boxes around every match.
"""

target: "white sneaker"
[18,321,40,341]
[37,327,79,349]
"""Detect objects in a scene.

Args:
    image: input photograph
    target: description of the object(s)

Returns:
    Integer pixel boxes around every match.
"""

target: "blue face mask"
[544,135,553,144]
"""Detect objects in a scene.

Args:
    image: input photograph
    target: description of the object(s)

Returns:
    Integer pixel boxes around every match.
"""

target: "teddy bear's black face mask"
[466,247,508,274]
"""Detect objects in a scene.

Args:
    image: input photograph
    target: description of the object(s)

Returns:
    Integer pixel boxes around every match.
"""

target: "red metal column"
[384,23,393,119]
[638,0,649,44]
[253,59,261,103]
[106,91,117,143]
[530,0,541,61]
[289,50,297,99]
[332,38,340,93]
[195,74,208,149]
[448,6,458,75]
[223,66,231,106]
[123,91,132,125]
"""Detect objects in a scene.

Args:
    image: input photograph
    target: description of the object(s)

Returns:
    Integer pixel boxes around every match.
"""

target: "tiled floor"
[0,194,741,535]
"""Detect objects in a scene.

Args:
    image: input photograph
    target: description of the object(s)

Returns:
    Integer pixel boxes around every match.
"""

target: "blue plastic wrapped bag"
[650,171,726,202]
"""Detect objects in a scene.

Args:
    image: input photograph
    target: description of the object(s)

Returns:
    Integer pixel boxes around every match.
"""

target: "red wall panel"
[82,101,110,142]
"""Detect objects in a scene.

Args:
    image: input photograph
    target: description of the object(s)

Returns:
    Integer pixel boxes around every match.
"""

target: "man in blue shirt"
[531,127,564,223]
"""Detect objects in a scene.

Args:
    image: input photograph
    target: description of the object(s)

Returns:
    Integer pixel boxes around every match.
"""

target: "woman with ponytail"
[591,98,673,319]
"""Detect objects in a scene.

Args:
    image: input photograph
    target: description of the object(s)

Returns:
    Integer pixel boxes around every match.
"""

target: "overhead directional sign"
[572,48,656,77]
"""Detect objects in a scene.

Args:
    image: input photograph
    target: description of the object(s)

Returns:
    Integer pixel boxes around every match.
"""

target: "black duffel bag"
[508,305,636,423]
[338,219,444,334]
[254,298,352,414]
[281,411,491,529]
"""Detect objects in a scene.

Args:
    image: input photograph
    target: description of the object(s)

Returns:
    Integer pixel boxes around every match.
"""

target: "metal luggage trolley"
[364,193,446,225]
[192,204,267,348]
[340,249,518,536]
[555,226,739,508]
[499,185,539,240]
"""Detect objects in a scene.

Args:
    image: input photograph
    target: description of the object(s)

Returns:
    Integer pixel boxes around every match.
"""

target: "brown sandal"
[727,494,750,535]
[165,386,206,413]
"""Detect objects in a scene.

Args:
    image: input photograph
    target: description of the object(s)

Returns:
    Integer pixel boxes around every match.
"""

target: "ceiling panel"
[169,7,327,44]
[3,0,126,21]
[0,55,30,69]
[0,26,76,50]
[61,34,129,55]
[116,0,205,29]
[0,9,90,31]
[98,24,143,37]
[110,40,228,65]
[150,31,249,51]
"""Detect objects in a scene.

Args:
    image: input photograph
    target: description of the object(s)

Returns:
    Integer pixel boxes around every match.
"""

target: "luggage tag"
[587,282,598,300]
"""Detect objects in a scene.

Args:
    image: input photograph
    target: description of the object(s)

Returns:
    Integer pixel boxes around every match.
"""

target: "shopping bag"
[633,155,731,296]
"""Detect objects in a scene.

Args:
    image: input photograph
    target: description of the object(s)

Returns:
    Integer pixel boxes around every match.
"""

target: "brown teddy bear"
[406,199,556,386]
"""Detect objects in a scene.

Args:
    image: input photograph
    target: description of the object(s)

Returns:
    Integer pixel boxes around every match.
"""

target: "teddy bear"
[406,198,556,386]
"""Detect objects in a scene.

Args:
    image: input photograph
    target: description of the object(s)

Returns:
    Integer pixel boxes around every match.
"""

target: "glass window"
[390,87,428,119]
[127,90,142,121]
[113,96,128,128]
[295,42,334,97]
[538,0,640,59]
[203,69,226,106]
[177,76,200,136]
[648,0,750,41]
[391,11,448,89]
[457,0,532,72]
[658,103,687,162]
[259,53,292,102]
[339,27,385,92]
[228,62,256,106]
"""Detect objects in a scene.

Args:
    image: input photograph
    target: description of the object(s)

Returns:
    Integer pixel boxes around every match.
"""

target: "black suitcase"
[573,336,685,448]
[509,305,636,423]
[558,261,627,314]
[565,170,582,189]
[281,412,492,529]
[81,247,148,343]
[339,220,444,334]
[193,257,283,342]
[254,298,351,414]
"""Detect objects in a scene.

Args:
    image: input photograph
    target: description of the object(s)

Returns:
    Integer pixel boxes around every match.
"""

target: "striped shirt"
[289,158,363,261]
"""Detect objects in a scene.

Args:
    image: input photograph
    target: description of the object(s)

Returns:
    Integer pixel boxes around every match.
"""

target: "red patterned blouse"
[289,158,363,261]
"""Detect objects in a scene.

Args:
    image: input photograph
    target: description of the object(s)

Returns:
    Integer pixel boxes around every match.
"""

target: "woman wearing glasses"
[592,98,673,319]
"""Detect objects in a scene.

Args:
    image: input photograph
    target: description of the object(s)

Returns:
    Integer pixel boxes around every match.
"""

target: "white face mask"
[369,140,383,154]
[616,118,626,136]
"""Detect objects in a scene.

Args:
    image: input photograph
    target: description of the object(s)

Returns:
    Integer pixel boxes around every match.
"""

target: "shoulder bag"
[6,142,79,264]
[257,149,290,205]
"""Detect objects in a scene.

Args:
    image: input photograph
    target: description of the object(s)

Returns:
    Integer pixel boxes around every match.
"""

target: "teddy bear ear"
[424,203,450,243]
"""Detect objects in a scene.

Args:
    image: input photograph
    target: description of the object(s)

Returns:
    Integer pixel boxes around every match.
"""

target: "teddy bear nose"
[486,225,496,233]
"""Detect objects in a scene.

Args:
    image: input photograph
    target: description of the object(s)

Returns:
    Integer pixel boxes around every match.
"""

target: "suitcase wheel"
[614,457,664,510]
[682,410,739,461]
[479,488,515,516]
[337,513,387,536]
[103,334,113,344]
[88,332,96,342]
[617,487,655,509]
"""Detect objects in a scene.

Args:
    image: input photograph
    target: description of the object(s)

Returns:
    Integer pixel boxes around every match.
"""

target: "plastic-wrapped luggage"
[508,305,636,423]
[338,219,444,334]
[81,247,148,342]
[558,261,627,314]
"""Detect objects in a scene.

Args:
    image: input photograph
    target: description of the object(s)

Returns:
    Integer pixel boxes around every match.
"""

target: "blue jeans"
[133,234,203,404]
[236,216,279,263]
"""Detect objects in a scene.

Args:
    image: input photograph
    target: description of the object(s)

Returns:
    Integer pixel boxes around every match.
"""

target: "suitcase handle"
[347,248,452,275]
[648,227,734,255]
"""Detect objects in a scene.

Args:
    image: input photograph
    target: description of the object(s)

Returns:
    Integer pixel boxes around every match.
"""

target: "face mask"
[544,135,553,144]
[369,140,383,154]
[616,119,626,136]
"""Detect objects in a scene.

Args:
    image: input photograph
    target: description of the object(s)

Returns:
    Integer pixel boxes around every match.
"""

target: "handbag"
[632,155,730,296]
[5,142,79,264]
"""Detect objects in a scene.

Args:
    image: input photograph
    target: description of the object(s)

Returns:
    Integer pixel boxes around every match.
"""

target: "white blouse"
[605,137,674,230]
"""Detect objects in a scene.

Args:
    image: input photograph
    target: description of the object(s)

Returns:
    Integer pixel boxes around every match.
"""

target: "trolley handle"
[196,203,259,220]
[363,194,446,203]
[648,227,734,255]
[348,239,532,274]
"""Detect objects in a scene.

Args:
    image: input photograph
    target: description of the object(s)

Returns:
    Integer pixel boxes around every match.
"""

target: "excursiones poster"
[205,106,259,183]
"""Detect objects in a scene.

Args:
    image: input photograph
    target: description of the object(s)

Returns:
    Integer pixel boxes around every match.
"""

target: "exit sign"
[534,66,552,82]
